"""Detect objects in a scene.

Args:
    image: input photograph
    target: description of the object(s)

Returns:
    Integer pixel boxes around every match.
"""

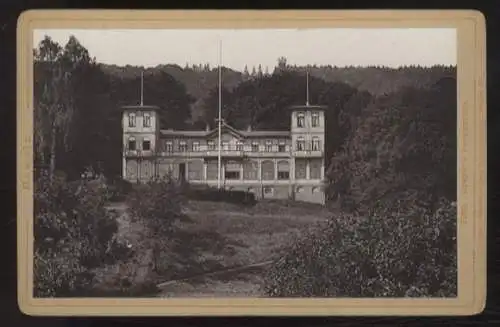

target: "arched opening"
[243,160,258,180]
[188,160,203,181]
[261,160,274,180]
[277,160,290,180]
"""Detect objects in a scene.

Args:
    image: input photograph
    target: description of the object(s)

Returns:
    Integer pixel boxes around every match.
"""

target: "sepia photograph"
[17,10,486,316]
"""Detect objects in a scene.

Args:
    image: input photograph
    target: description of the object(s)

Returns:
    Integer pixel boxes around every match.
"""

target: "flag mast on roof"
[217,40,223,189]
[140,70,144,106]
[306,69,310,106]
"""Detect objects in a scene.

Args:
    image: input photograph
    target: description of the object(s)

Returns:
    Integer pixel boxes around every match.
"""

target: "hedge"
[183,184,257,206]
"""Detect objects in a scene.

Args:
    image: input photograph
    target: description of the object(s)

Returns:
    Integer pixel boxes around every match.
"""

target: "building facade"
[122,103,327,205]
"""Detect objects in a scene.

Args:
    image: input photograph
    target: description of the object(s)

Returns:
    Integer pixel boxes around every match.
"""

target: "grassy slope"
[96,199,330,297]
[159,200,330,297]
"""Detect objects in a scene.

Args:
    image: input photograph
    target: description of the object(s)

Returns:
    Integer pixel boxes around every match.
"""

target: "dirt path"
[157,260,273,297]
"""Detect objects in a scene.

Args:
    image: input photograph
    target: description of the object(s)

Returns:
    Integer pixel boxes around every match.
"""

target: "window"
[143,113,151,127]
[312,137,320,151]
[265,140,272,152]
[278,141,286,152]
[142,139,151,151]
[278,171,289,180]
[311,112,319,127]
[208,141,215,150]
[261,160,275,180]
[165,141,173,152]
[243,161,258,180]
[225,171,240,180]
[128,137,136,151]
[296,137,305,151]
[277,160,290,180]
[297,112,305,128]
[128,113,136,127]
[179,141,188,152]
[251,142,259,152]
[296,186,304,193]
[192,142,200,151]
[225,161,240,180]
[236,141,243,151]
[222,142,229,151]
[263,187,273,195]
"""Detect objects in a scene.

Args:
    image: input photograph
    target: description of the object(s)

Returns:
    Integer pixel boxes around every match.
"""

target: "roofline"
[121,105,160,111]
[160,129,291,138]
[288,104,328,111]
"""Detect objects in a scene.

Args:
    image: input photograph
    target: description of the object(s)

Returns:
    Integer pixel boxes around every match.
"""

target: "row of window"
[128,137,150,151]
[221,170,290,180]
[161,138,321,152]
[296,112,320,128]
[127,111,320,129]
[128,112,151,128]
[127,138,322,152]
[229,186,321,195]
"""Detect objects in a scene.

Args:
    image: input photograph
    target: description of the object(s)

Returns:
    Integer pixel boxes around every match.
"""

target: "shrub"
[34,171,119,297]
[263,197,457,297]
[126,176,188,274]
[183,184,257,206]
[106,177,134,202]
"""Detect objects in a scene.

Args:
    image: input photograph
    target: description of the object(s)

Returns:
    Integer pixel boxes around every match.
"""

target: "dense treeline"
[264,75,458,297]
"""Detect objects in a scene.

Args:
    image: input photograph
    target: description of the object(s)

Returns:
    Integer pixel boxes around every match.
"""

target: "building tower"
[289,71,327,204]
[122,71,160,182]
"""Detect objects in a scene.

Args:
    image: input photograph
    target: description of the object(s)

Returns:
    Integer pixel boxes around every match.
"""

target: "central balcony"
[158,145,293,158]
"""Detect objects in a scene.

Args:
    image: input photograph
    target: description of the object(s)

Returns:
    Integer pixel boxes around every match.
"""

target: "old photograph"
[31,26,459,300]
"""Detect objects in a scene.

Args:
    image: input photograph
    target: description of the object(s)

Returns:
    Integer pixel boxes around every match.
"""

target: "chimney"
[206,123,210,132]
[247,125,252,132]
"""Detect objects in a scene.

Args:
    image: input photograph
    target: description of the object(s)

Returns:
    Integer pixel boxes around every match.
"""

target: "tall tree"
[34,36,74,181]
[257,64,263,78]
[251,66,257,77]
[276,56,288,74]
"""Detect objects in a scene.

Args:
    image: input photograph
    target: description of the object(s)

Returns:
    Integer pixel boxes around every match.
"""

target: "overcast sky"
[33,28,456,71]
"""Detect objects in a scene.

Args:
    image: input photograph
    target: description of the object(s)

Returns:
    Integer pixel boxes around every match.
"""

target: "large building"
[121,101,327,205]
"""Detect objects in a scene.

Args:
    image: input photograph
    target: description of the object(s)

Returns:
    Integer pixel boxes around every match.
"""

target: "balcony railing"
[124,146,324,158]
[293,150,324,157]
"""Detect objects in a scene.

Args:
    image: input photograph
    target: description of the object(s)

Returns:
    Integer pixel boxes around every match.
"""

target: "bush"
[34,171,119,297]
[106,177,134,202]
[126,176,188,274]
[183,184,257,206]
[263,197,457,297]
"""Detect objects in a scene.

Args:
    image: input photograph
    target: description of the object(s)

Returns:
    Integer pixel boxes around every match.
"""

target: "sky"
[33,28,456,71]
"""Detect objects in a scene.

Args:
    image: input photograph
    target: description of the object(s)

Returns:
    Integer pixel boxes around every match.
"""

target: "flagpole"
[306,69,309,106]
[217,40,222,189]
[140,70,144,106]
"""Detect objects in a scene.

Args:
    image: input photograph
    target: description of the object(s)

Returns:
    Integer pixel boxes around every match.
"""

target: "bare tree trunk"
[49,124,57,182]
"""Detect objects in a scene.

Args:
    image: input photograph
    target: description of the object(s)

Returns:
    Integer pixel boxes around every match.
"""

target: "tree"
[34,36,75,181]
[257,64,263,78]
[326,77,457,212]
[251,66,257,77]
[111,71,195,130]
[276,56,288,73]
